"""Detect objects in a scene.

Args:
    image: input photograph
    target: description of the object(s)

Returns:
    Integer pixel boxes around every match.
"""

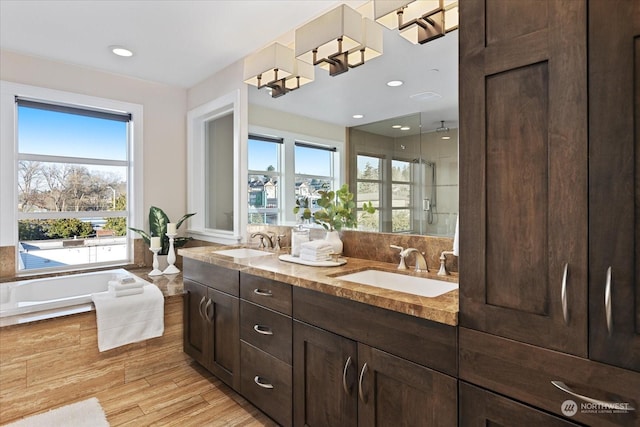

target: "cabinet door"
[588,0,640,372]
[357,344,457,427]
[183,278,208,365]
[205,287,240,391]
[459,0,588,356]
[293,321,357,427]
[459,382,580,426]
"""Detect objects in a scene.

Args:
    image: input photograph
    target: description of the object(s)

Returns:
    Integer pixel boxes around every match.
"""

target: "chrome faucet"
[251,232,275,249]
[390,245,428,272]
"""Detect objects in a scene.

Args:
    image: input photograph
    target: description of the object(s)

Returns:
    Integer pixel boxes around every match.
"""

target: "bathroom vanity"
[180,247,459,427]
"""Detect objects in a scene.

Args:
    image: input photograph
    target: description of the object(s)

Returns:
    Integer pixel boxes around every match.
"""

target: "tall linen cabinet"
[458,0,640,425]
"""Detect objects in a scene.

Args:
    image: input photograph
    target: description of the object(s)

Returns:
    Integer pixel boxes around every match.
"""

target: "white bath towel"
[299,239,334,262]
[91,284,164,352]
[300,240,334,253]
[299,249,332,262]
[108,279,144,291]
[108,286,143,297]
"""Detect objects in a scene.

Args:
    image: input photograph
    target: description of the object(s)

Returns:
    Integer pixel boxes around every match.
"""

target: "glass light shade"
[243,43,294,86]
[295,4,364,64]
[348,18,384,66]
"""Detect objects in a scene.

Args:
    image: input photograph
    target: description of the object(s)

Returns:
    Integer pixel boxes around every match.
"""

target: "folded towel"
[91,284,164,352]
[300,240,334,253]
[108,286,144,297]
[108,279,144,291]
[300,249,332,262]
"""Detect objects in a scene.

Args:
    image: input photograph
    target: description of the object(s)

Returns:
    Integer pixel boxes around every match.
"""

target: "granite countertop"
[179,245,459,326]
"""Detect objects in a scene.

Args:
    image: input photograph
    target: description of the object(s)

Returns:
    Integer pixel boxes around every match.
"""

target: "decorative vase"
[324,230,343,255]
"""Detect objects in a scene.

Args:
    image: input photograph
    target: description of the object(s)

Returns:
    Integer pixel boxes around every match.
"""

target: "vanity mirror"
[247,15,458,236]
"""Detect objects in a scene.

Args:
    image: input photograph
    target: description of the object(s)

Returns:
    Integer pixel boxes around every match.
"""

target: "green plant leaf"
[176,213,196,229]
[128,227,150,246]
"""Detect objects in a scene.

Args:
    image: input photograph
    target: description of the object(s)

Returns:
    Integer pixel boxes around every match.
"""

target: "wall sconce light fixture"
[295,4,384,76]
[243,42,314,98]
[374,0,458,45]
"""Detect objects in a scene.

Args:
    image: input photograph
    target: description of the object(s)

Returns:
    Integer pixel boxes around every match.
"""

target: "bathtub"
[0,269,145,318]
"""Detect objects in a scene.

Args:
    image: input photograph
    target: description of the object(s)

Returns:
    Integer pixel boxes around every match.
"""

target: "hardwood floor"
[97,360,278,426]
[0,296,278,427]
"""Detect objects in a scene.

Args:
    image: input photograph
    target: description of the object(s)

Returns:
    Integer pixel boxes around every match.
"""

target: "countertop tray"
[278,254,347,267]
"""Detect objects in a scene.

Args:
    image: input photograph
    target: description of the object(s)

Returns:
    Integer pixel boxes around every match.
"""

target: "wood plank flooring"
[98,360,278,426]
[0,296,277,426]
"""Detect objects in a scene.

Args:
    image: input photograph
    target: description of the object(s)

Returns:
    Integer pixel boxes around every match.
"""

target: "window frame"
[247,124,343,225]
[247,134,283,225]
[0,81,144,275]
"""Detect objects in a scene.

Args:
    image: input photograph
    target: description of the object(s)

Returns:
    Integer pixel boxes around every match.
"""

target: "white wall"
[0,49,188,229]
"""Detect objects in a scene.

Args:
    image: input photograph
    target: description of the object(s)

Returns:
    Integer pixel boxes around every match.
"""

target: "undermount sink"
[213,248,273,258]
[335,269,458,298]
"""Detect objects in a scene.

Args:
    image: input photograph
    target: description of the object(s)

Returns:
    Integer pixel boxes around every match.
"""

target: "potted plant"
[129,206,196,256]
[300,184,375,253]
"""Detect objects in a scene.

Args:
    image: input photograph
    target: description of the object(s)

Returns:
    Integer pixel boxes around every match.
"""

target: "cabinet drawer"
[240,300,292,364]
[459,328,640,427]
[240,341,292,427]
[240,273,292,315]
[183,258,239,296]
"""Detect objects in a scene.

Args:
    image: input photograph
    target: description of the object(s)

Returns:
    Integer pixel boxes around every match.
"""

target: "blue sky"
[18,106,127,160]
[248,138,331,176]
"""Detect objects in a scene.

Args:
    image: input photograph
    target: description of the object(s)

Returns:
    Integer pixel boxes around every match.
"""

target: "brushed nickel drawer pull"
[254,376,274,389]
[605,266,612,336]
[204,299,213,324]
[358,363,368,404]
[342,356,353,395]
[561,263,569,325]
[253,324,273,335]
[253,288,273,297]
[198,295,206,320]
[551,381,635,410]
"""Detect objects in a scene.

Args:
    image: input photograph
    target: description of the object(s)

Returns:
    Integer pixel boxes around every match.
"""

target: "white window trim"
[248,124,344,225]
[0,81,144,271]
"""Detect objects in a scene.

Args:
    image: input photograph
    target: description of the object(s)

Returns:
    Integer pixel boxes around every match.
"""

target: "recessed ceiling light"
[110,45,133,57]
[387,80,403,87]
[400,126,411,131]
[392,124,402,129]
[352,114,364,119]
[441,136,451,140]
[409,91,442,101]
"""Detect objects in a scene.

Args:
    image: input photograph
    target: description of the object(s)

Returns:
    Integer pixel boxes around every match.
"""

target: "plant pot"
[324,230,343,255]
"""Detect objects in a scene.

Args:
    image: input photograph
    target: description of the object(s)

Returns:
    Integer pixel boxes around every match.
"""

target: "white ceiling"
[0,0,458,133]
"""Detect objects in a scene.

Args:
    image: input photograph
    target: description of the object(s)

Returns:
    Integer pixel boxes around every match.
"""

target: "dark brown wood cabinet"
[587,0,640,373]
[292,287,458,427]
[459,0,640,425]
[459,0,589,357]
[459,382,580,427]
[293,320,357,427]
[239,273,293,427]
[357,344,457,427]
[183,259,240,391]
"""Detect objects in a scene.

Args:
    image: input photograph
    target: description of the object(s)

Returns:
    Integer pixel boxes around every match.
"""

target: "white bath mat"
[4,397,109,427]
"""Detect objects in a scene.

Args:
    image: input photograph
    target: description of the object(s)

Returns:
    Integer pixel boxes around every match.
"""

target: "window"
[247,134,282,225]
[356,154,381,231]
[391,158,412,232]
[294,141,336,217]
[245,125,342,226]
[0,82,143,274]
